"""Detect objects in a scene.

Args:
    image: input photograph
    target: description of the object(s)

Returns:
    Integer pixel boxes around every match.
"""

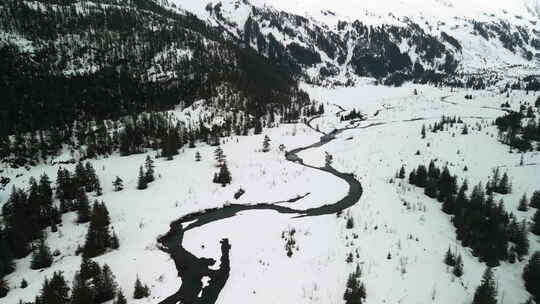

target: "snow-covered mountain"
[170,0,540,83]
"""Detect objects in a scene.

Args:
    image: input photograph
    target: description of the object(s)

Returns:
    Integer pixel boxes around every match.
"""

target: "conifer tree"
[444,247,455,266]
[31,240,53,270]
[79,257,100,281]
[76,189,91,224]
[214,146,225,167]
[518,194,529,211]
[523,251,540,302]
[530,190,540,209]
[421,124,426,139]
[453,254,464,277]
[144,156,155,183]
[39,271,70,304]
[82,201,112,258]
[114,289,127,304]
[112,177,123,192]
[195,151,201,162]
[94,264,117,303]
[472,267,497,304]
[532,209,540,236]
[70,272,94,304]
[95,180,102,197]
[133,276,150,299]
[0,278,8,298]
[262,135,271,152]
[408,169,417,185]
[20,278,28,288]
[137,166,147,190]
[398,166,406,179]
[325,152,333,168]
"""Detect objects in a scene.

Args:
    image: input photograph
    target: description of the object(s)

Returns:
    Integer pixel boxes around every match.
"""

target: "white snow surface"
[1,84,540,304]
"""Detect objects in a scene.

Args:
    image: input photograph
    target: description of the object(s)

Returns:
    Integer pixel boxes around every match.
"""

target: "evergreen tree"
[95,180,102,197]
[94,264,117,303]
[262,135,271,152]
[398,166,406,179]
[195,151,201,162]
[39,272,70,304]
[523,251,540,302]
[408,169,417,185]
[82,201,112,258]
[31,240,53,270]
[79,257,100,281]
[325,152,333,168]
[20,278,28,288]
[421,124,426,139]
[415,165,428,187]
[453,254,464,277]
[472,267,497,304]
[76,190,91,224]
[530,190,540,209]
[112,177,123,192]
[515,220,530,259]
[137,166,147,190]
[133,276,150,299]
[70,272,94,304]
[518,194,529,211]
[444,246,455,266]
[113,289,127,304]
[144,156,155,183]
[213,163,232,187]
[214,146,225,166]
[110,231,120,250]
[533,209,540,235]
[0,278,8,298]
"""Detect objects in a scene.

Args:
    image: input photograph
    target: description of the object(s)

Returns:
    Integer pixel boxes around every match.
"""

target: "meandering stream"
[156,114,365,304]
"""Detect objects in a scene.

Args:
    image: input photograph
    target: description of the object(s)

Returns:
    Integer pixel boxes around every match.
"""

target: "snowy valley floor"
[2,83,540,304]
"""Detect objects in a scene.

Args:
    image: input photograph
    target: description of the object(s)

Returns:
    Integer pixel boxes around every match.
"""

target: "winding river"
[156,116,364,304]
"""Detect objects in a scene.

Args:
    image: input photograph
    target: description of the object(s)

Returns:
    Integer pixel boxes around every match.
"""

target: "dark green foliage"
[262,135,271,152]
[0,278,8,298]
[133,276,150,299]
[398,166,406,179]
[195,151,201,162]
[533,209,540,235]
[112,177,123,192]
[472,268,497,304]
[93,264,117,303]
[453,254,464,277]
[530,190,540,208]
[144,156,155,183]
[20,278,28,288]
[406,161,511,265]
[343,264,366,304]
[213,163,232,186]
[38,271,70,304]
[137,166,147,190]
[518,194,529,211]
[523,251,540,302]
[82,201,113,258]
[444,247,455,266]
[70,272,94,304]
[113,289,127,304]
[31,240,53,270]
[76,190,91,224]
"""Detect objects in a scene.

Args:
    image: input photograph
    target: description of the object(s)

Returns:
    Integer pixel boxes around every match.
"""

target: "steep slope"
[172,0,540,84]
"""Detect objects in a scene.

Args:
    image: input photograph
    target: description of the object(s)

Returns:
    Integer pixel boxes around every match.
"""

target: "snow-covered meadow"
[1,83,539,304]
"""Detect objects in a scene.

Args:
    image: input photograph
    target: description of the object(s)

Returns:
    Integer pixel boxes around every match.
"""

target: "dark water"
[157,124,363,304]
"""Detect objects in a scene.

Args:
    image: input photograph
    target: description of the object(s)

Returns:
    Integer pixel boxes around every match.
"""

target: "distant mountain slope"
[171,0,540,81]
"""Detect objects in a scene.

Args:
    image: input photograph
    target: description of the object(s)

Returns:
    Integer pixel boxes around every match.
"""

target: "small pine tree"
[133,276,150,299]
[137,166,147,190]
[144,156,155,183]
[444,247,455,266]
[95,180,102,197]
[110,231,120,250]
[453,254,464,277]
[461,124,469,135]
[398,166,406,179]
[112,176,123,192]
[94,264,117,303]
[530,190,540,209]
[0,278,7,298]
[522,251,540,302]
[76,190,91,223]
[39,271,70,304]
[114,289,127,304]
[532,209,540,236]
[472,267,497,304]
[31,240,53,270]
[421,124,426,139]
[518,194,529,211]
[20,278,28,288]
[262,135,271,152]
[195,151,201,162]
[70,272,94,304]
